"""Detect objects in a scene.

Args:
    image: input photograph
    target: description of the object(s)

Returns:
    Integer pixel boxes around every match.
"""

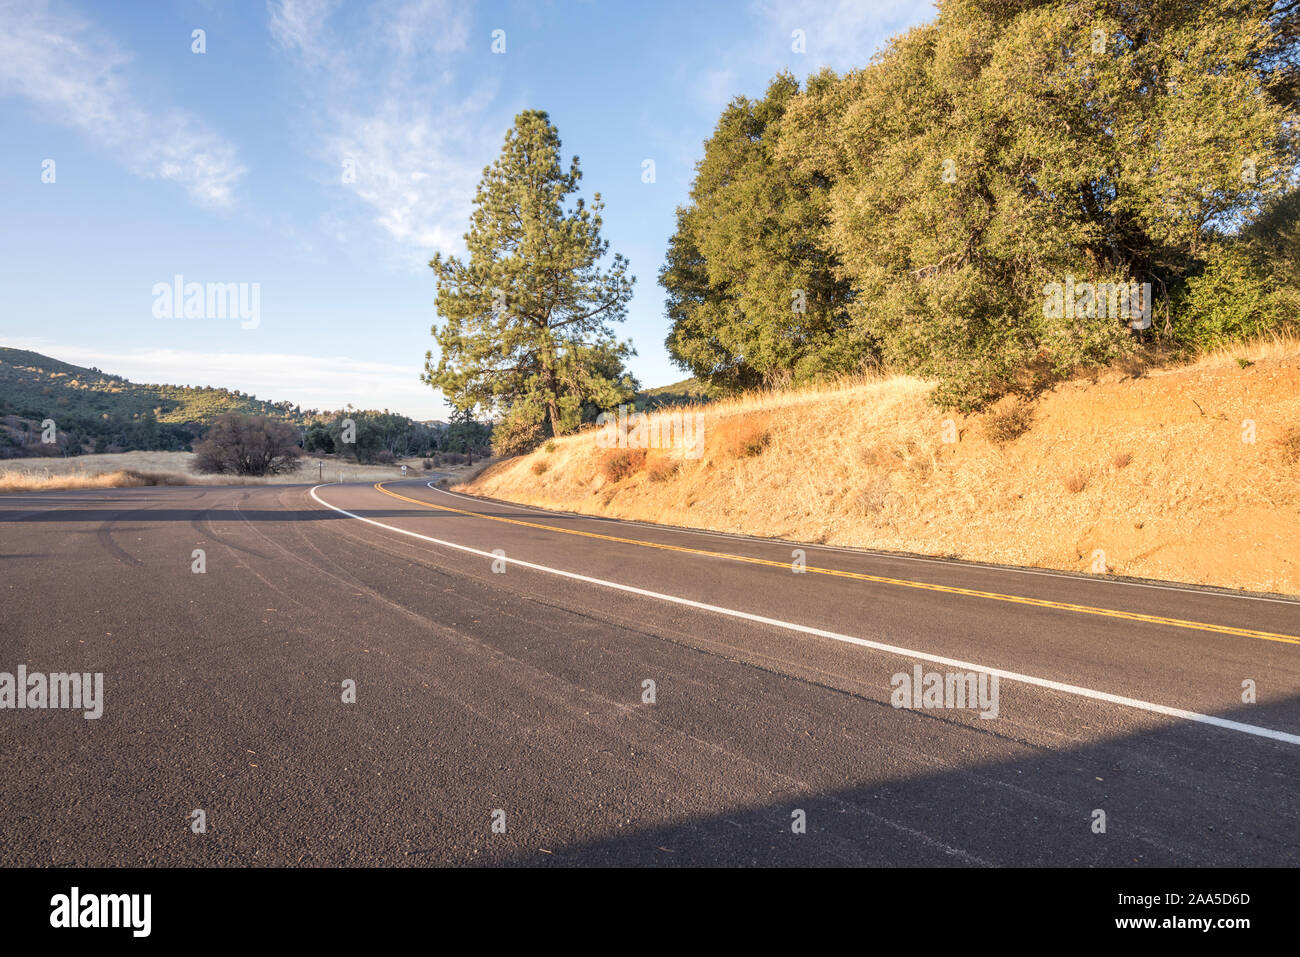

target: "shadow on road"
[482,694,1300,867]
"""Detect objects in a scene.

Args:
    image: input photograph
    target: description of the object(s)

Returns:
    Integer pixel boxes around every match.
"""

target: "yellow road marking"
[373,482,1300,647]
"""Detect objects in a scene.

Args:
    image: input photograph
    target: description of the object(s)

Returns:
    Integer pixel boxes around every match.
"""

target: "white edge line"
[315,484,1300,748]
[424,482,1300,606]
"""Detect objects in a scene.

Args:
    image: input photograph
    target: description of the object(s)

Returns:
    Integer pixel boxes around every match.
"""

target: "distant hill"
[635,377,714,410]
[0,347,304,456]
[0,347,707,458]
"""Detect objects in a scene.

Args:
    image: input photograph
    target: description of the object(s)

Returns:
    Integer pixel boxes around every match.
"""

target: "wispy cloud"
[0,0,246,207]
[2,337,445,419]
[269,0,498,261]
[692,67,742,113]
[752,0,934,71]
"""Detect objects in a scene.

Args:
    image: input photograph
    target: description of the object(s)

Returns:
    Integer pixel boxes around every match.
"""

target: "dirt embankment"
[460,342,1300,596]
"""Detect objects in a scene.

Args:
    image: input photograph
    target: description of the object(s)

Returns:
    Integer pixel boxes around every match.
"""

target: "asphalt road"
[1,478,1297,866]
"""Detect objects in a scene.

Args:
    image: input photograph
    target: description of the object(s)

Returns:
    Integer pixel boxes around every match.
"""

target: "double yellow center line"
[373,482,1300,647]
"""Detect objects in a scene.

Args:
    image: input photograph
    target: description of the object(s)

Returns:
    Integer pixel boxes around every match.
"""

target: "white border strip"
[314,484,1300,747]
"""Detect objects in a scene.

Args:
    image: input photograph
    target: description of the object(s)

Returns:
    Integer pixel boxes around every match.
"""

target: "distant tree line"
[0,408,198,459]
[301,409,490,464]
[187,406,495,476]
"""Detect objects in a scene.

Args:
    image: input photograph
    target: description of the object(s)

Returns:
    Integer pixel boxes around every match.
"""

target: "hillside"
[0,347,303,456]
[461,339,1300,596]
[634,377,715,410]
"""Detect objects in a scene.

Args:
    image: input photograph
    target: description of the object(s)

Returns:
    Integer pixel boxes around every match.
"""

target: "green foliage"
[666,1,1299,408]
[1243,188,1300,326]
[0,349,456,462]
[425,110,638,439]
[491,410,544,458]
[1170,242,1280,350]
[303,422,335,454]
[320,409,448,464]
[661,74,863,392]
[443,406,492,456]
[0,347,300,455]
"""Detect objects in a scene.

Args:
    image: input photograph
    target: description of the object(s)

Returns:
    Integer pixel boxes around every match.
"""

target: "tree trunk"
[542,361,561,437]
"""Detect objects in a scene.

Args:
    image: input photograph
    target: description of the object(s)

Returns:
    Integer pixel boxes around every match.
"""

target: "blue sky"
[0,0,933,420]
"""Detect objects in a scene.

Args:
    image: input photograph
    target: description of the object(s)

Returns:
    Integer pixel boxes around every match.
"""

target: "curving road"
[1,478,1298,866]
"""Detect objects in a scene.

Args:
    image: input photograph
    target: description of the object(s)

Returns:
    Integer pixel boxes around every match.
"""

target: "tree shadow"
[489,694,1300,867]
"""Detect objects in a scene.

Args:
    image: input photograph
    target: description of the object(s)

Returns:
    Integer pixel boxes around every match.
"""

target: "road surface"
[1,478,1297,865]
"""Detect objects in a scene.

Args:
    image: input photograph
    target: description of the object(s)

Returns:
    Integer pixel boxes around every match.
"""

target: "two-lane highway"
[1,479,1297,865]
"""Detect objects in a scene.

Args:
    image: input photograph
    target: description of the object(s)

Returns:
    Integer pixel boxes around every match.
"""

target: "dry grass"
[1192,328,1300,370]
[1279,427,1300,465]
[982,398,1034,444]
[0,468,194,492]
[1062,471,1088,494]
[599,447,648,483]
[437,458,496,486]
[460,334,1300,595]
[715,418,771,458]
[646,456,680,482]
[0,449,478,493]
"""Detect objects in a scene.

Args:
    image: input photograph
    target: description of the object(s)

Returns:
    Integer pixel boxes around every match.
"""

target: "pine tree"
[424,110,636,443]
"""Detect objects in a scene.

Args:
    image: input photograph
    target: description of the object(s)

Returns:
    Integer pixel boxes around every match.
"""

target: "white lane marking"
[315,484,1300,747]
[424,482,1300,606]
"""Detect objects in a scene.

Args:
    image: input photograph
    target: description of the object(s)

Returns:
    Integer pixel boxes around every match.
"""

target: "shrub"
[422,458,434,470]
[1279,427,1300,465]
[646,457,680,482]
[530,460,549,476]
[374,449,397,465]
[983,400,1033,444]
[545,440,558,453]
[717,419,770,458]
[1062,471,1087,494]
[492,413,544,457]
[1113,451,1133,469]
[1171,243,1280,351]
[600,447,647,482]
[304,422,335,454]
[738,430,768,457]
[192,413,301,476]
